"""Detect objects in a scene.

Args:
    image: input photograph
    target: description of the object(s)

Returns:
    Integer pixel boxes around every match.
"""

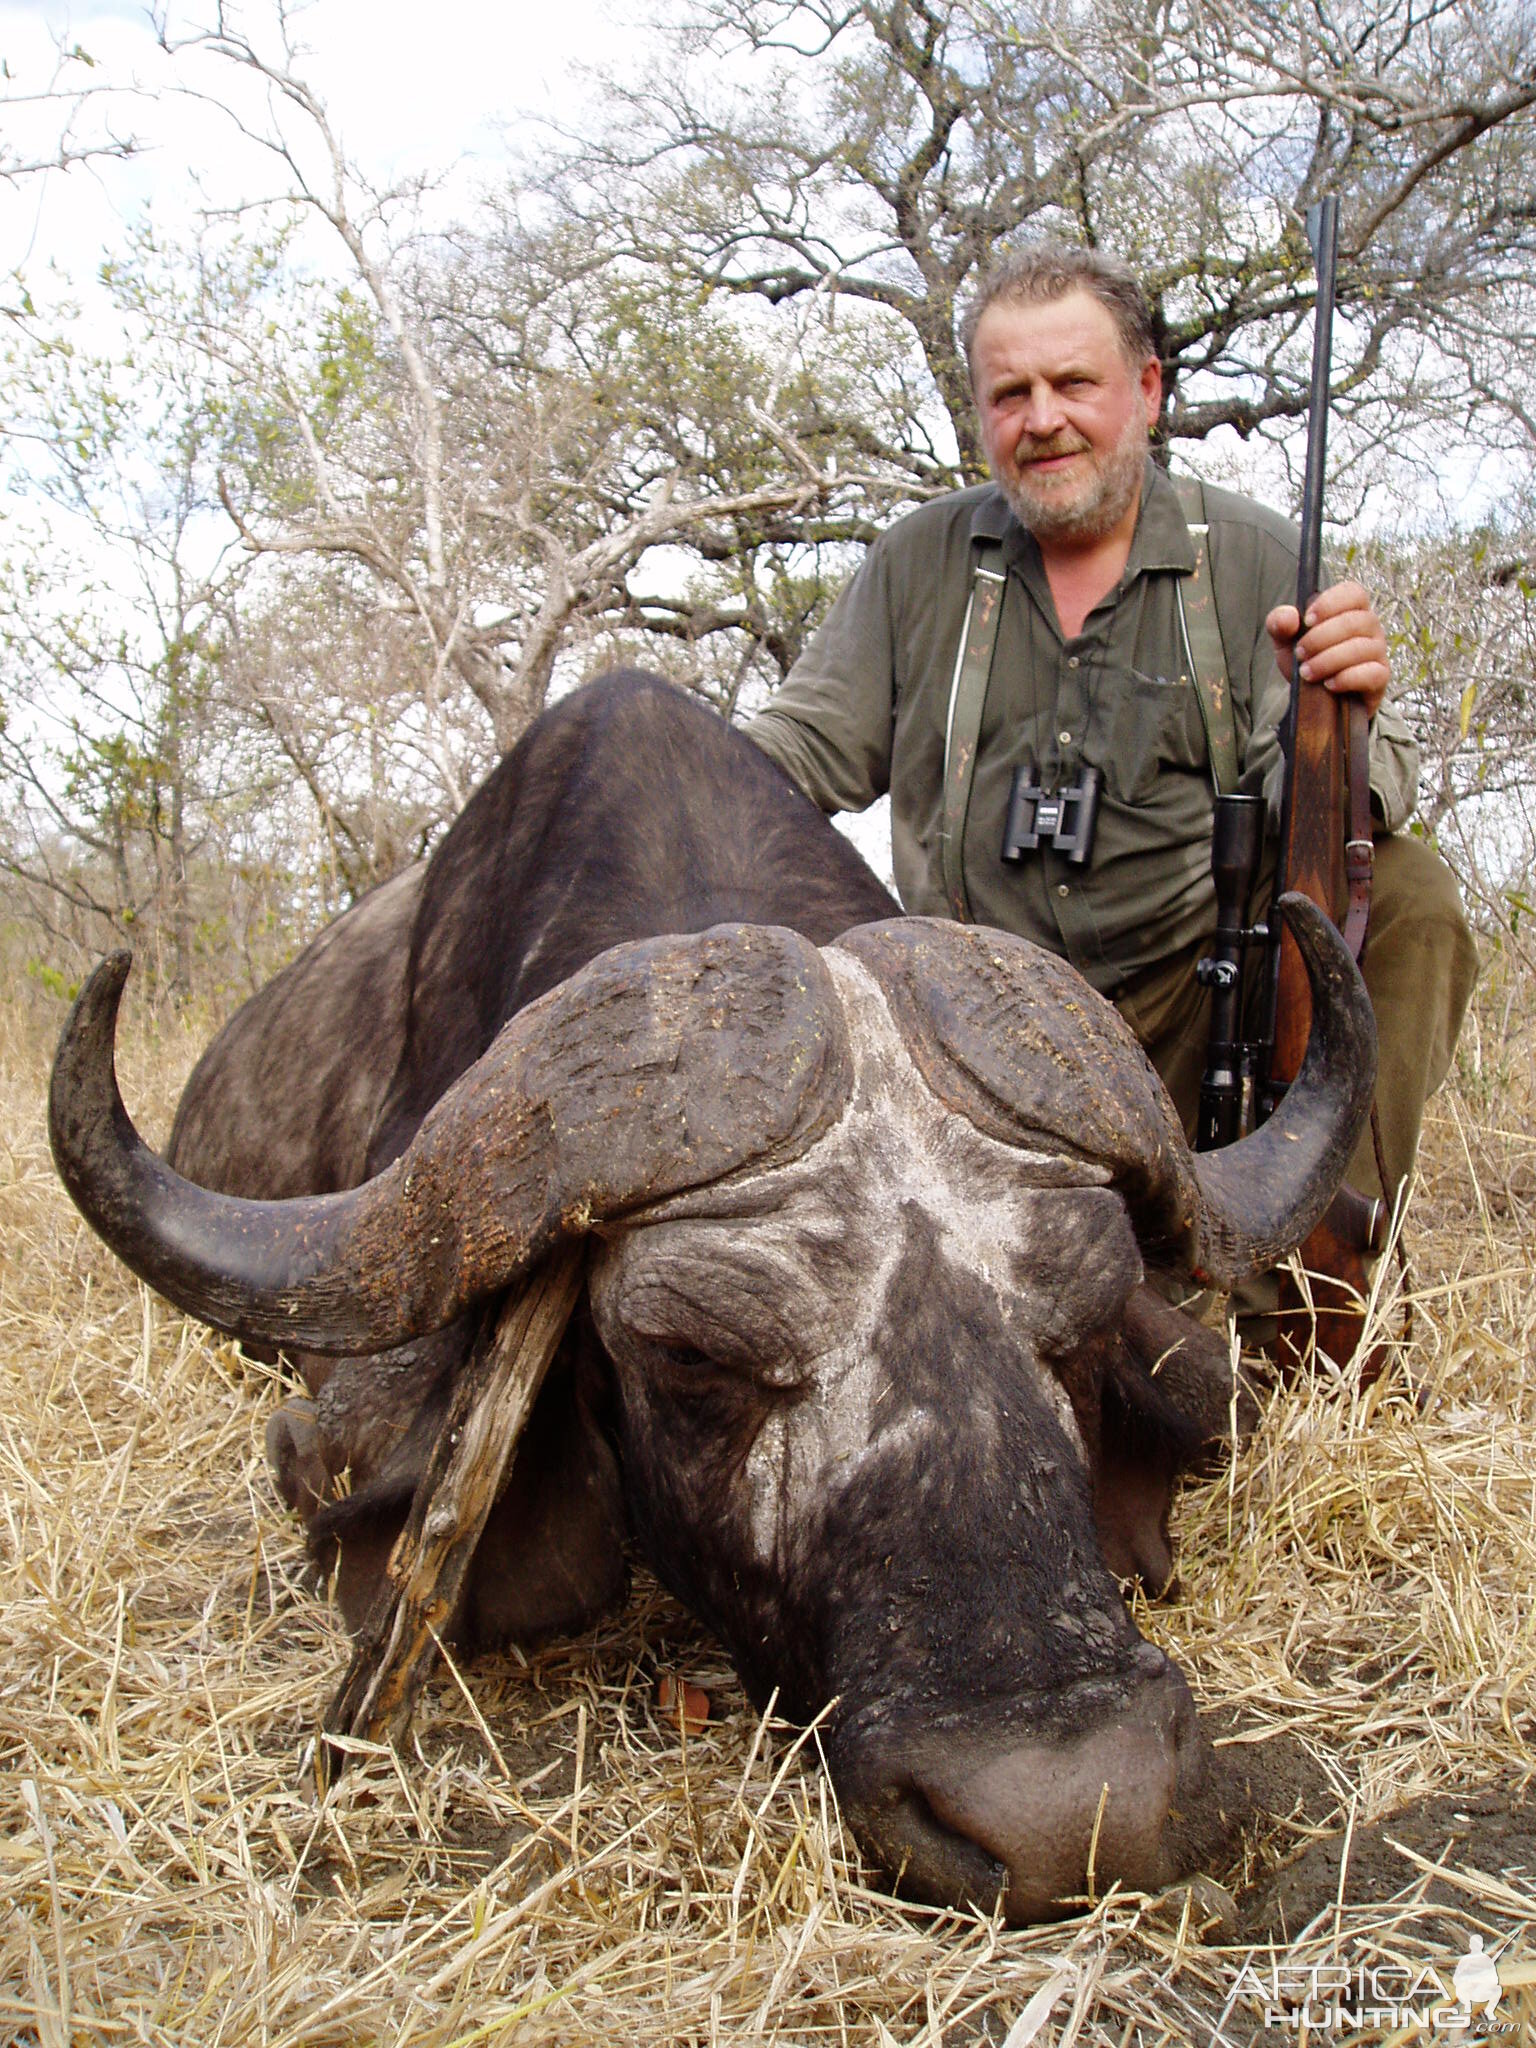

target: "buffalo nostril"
[841,1783,1010,1915]
[875,1666,1214,1920]
[830,1655,1216,1923]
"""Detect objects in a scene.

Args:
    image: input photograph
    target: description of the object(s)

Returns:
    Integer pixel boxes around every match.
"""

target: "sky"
[2,0,634,291]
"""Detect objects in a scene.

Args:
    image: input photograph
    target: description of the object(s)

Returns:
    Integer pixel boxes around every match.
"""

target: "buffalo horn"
[49,927,853,1353]
[1182,894,1377,1285]
[836,894,1376,1289]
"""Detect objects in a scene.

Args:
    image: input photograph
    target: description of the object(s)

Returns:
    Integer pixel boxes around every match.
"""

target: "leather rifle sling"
[1171,475,1240,797]
[939,541,1008,922]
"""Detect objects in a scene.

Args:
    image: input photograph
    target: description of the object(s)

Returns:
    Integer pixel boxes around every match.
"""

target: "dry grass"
[2,962,1534,2047]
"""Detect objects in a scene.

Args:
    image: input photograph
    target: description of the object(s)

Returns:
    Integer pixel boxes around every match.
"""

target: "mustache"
[1015,433,1093,464]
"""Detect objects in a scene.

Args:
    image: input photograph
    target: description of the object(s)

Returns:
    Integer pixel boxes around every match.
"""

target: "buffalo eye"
[629,1336,808,1420]
[661,1343,715,1375]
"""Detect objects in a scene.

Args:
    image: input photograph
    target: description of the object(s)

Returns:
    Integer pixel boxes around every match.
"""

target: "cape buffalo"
[49,671,1375,1921]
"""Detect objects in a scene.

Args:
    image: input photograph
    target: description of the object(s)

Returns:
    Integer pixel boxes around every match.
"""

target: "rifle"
[1196,196,1386,1371]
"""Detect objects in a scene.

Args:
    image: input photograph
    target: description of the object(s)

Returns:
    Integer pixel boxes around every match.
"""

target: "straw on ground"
[3,962,1532,2046]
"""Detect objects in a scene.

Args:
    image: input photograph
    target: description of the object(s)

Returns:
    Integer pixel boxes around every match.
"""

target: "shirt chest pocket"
[1102,669,1210,805]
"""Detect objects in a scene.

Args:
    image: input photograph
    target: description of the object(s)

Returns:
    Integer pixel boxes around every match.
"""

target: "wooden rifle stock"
[1268,669,1345,1093]
[1268,675,1385,1368]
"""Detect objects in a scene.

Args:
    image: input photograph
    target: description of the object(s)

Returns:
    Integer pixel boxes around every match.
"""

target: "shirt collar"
[1128,458,1199,575]
[968,483,1026,556]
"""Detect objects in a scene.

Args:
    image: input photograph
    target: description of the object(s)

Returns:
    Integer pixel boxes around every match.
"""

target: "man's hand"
[1265,580,1390,719]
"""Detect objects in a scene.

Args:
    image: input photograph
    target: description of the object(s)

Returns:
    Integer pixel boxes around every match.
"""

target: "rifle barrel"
[1258,192,1342,1122]
[1295,195,1340,621]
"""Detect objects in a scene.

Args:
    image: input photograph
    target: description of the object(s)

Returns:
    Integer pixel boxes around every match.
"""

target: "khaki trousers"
[1114,832,1479,1212]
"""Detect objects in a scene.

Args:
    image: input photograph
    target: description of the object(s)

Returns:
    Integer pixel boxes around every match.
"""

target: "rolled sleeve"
[1364,700,1420,830]
[745,543,901,814]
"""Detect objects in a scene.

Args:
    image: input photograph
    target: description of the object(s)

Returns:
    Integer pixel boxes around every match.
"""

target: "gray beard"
[998,423,1148,547]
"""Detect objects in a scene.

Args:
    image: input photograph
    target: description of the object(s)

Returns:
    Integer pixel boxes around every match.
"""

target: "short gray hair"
[961,243,1157,381]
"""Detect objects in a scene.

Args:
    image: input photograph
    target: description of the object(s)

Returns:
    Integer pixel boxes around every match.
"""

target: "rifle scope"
[1195,791,1266,1151]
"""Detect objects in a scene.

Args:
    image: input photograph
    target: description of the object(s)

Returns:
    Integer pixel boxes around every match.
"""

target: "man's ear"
[1139,355,1163,429]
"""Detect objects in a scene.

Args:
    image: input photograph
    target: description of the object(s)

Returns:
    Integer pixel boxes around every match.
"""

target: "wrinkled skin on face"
[587,951,1214,1919]
[969,288,1162,549]
[594,950,1138,1688]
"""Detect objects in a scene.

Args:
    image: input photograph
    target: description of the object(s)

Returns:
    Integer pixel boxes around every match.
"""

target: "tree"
[544,0,1536,507]
[0,233,276,992]
[134,19,926,755]
[2,31,139,329]
[0,33,136,189]
[1365,524,1536,934]
[8,0,1536,985]
[217,565,465,903]
[1,21,933,968]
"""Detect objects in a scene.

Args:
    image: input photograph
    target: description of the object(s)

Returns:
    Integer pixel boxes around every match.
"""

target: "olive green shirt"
[748,461,1420,998]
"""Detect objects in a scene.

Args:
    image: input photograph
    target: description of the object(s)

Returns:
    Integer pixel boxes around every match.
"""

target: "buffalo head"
[49,898,1374,1921]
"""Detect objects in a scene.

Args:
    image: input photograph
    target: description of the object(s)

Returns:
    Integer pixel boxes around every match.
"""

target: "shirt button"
[1067,655,1080,669]
[1057,883,1070,898]
[1058,729,1072,745]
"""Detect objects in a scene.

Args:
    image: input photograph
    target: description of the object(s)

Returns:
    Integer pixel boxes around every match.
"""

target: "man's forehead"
[973,288,1136,370]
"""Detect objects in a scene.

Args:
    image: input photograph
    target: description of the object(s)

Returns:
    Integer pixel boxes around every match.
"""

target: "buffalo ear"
[1089,1286,1258,1595]
[265,1401,331,1519]
[1119,1284,1262,1448]
[304,1310,628,1648]
[461,1335,629,1651]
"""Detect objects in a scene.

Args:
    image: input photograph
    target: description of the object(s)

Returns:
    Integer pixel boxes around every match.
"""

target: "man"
[749,243,1477,1345]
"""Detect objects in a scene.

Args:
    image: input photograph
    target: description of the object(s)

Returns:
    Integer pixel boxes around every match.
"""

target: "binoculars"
[1000,762,1103,866]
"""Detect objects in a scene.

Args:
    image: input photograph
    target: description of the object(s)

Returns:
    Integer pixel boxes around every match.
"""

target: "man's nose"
[1017,384,1066,438]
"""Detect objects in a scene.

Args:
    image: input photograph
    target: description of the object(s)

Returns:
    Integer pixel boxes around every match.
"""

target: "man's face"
[970,289,1163,547]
